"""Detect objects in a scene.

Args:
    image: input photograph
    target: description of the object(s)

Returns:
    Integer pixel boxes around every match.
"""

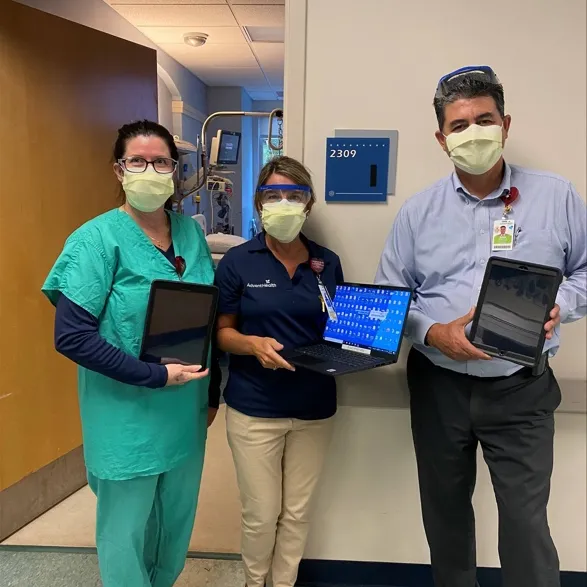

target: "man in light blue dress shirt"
[376,66,586,587]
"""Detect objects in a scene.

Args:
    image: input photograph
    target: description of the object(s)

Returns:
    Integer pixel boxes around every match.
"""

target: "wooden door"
[0,0,158,539]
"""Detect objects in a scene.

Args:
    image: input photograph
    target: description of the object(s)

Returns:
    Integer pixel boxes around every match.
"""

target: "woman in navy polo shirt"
[215,156,343,587]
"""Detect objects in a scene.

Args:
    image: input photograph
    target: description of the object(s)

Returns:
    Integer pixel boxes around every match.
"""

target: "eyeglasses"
[119,156,177,174]
[257,184,312,205]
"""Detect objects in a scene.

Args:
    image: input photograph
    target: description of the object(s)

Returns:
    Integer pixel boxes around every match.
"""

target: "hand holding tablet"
[165,364,210,386]
[140,281,219,371]
[468,258,563,369]
[426,307,491,362]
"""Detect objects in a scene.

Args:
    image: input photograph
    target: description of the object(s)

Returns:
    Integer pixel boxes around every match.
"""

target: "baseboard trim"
[296,559,587,587]
[0,446,86,542]
[0,545,241,562]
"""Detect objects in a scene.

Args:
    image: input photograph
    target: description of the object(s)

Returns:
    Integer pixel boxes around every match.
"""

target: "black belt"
[412,348,548,381]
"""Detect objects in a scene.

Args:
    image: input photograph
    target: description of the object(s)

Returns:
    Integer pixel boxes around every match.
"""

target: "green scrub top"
[42,209,215,481]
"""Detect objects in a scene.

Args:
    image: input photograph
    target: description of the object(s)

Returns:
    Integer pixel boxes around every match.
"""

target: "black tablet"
[469,258,562,368]
[140,281,218,367]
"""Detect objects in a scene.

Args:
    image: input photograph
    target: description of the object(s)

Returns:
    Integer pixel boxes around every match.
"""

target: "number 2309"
[329,149,357,158]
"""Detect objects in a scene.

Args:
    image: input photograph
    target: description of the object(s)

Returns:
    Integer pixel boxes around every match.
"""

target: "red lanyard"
[500,186,519,216]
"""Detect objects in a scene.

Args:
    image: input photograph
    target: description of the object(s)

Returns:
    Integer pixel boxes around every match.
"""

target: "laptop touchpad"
[290,355,325,365]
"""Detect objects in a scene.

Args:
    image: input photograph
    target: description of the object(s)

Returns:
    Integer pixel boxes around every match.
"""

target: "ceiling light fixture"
[183,32,208,48]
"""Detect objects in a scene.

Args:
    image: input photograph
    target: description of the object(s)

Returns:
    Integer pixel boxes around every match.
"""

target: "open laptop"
[281,283,412,376]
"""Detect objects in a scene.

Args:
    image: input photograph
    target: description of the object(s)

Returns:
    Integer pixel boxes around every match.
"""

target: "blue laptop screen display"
[323,285,411,354]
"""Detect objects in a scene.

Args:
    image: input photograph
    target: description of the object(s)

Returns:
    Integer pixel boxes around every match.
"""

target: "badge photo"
[492,219,515,251]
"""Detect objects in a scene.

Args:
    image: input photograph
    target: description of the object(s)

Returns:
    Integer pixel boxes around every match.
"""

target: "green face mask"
[122,168,174,212]
[445,124,504,175]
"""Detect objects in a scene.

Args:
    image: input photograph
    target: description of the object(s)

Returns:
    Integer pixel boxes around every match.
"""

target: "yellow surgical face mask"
[122,168,174,213]
[261,200,307,243]
[445,124,503,175]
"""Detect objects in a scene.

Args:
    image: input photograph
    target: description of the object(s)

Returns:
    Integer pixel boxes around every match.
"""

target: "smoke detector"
[183,33,208,48]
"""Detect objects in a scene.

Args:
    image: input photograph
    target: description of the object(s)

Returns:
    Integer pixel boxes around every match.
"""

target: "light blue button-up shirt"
[376,163,587,377]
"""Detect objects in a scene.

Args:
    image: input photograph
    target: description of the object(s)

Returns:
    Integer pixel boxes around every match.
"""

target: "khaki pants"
[226,406,334,587]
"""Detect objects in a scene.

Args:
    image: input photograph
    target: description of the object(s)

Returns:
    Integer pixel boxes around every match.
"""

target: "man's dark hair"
[433,77,505,130]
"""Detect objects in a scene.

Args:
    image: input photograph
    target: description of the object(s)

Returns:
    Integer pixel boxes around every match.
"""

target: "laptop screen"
[323,284,411,355]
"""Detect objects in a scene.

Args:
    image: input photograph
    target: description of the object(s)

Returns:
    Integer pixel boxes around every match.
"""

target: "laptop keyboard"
[297,344,385,368]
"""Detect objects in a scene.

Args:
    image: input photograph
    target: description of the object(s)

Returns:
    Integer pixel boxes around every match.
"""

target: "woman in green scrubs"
[42,120,217,587]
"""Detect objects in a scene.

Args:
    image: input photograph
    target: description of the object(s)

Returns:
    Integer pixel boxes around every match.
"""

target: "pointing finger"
[269,351,295,371]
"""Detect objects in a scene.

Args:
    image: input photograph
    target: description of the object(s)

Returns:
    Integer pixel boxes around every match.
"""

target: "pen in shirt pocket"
[514,226,522,244]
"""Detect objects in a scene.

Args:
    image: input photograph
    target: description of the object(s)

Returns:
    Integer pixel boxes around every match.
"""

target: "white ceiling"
[104,0,285,101]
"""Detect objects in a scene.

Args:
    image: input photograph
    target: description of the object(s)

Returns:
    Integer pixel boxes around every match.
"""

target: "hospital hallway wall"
[0,0,158,540]
[282,0,586,579]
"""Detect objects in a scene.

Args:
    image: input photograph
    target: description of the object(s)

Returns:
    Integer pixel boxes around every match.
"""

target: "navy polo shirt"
[215,232,344,420]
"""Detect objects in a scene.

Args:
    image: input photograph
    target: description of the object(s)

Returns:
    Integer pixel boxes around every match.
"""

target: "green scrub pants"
[87,454,205,587]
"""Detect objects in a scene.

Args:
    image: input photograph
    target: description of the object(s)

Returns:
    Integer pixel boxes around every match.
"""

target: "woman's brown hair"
[254,156,316,213]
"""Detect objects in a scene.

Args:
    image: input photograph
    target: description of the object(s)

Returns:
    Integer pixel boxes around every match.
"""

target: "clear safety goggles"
[257,184,312,205]
[435,65,500,99]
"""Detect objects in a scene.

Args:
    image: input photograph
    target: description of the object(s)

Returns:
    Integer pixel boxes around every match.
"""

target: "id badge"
[318,282,338,321]
[492,219,515,251]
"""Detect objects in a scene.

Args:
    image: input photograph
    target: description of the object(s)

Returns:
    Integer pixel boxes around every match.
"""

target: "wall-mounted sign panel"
[325,137,390,203]
[334,129,399,197]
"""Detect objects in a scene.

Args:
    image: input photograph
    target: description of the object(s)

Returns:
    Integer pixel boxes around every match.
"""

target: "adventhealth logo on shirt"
[247,279,277,288]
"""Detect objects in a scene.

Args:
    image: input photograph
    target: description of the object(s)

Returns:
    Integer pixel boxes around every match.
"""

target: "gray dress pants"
[407,349,561,587]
